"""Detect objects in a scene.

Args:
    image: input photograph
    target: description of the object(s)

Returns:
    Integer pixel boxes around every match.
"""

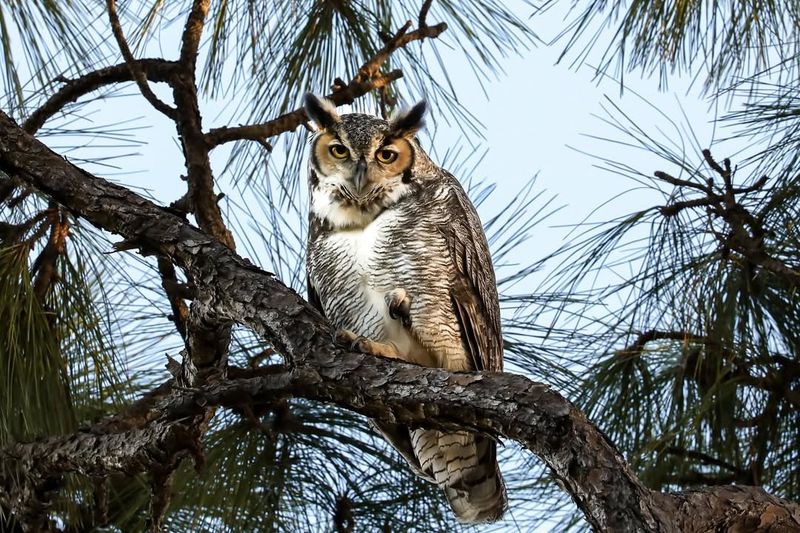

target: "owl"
[303,93,506,524]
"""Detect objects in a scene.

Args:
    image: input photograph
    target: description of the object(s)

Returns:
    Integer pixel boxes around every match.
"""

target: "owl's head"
[304,93,428,229]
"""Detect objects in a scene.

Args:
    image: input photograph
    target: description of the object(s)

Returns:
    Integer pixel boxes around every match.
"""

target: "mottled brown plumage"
[303,93,506,523]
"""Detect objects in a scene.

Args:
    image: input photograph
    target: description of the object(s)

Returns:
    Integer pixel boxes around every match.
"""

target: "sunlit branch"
[30,208,68,303]
[178,0,210,72]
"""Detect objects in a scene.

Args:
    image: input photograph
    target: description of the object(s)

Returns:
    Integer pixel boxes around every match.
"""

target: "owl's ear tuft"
[389,100,427,138]
[304,93,340,130]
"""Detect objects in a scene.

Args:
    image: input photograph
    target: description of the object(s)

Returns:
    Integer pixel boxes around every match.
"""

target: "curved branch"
[1,110,799,532]
[205,70,403,147]
[106,0,177,118]
[23,59,179,134]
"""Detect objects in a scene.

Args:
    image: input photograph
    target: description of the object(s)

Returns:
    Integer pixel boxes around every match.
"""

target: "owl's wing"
[442,176,503,372]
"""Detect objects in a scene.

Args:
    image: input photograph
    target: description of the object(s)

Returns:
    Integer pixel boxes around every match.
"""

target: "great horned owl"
[303,94,506,524]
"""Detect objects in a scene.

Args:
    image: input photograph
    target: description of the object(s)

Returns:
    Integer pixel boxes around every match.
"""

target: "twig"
[617,329,716,357]
[658,197,713,217]
[106,0,177,118]
[732,175,768,194]
[663,446,747,476]
[418,0,434,28]
[654,170,713,195]
[656,150,800,287]
[702,149,732,194]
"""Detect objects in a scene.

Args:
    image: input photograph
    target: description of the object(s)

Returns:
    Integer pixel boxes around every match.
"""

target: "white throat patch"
[311,181,411,229]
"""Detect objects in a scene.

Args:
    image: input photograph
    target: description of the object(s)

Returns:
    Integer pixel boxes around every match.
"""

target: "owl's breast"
[308,208,440,364]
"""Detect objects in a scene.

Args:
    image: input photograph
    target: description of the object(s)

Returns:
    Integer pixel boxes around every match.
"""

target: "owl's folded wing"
[441,175,503,373]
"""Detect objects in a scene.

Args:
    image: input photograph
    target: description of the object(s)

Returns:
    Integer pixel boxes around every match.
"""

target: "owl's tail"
[410,428,507,523]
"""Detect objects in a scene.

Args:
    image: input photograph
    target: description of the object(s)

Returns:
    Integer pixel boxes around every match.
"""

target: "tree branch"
[106,0,177,118]
[23,59,179,135]
[2,109,800,531]
[617,329,717,357]
[656,150,800,287]
[204,20,446,149]
[170,0,234,251]
[418,0,434,29]
[179,0,210,71]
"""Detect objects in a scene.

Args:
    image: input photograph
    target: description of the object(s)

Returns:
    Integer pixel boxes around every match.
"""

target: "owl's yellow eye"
[376,149,398,164]
[329,144,349,159]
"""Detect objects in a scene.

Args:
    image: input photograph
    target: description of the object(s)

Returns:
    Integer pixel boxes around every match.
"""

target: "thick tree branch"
[204,21,446,149]
[2,111,800,532]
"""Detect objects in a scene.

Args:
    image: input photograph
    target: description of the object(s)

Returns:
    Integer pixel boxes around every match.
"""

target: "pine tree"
[0,1,798,531]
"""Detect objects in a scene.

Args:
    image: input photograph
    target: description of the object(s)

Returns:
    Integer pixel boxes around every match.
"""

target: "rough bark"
[1,112,799,531]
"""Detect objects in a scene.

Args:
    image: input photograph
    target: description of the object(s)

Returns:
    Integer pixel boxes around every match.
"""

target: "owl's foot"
[336,329,401,360]
[386,288,412,328]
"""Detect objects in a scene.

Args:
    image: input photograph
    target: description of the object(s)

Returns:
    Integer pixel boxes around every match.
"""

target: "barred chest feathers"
[308,205,437,367]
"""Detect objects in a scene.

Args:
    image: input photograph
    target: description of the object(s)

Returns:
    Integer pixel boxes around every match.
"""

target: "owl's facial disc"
[306,104,425,229]
[313,133,413,201]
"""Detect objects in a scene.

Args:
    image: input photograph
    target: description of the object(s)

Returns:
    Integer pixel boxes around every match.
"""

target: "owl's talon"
[386,288,412,329]
[336,329,370,352]
[335,329,401,359]
[350,336,368,351]
[335,329,360,347]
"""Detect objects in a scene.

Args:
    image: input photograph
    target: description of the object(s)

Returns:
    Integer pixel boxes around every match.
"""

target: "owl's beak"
[352,157,367,195]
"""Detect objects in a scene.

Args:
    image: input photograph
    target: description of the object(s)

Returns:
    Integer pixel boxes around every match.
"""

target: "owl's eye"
[376,149,398,164]
[329,144,349,159]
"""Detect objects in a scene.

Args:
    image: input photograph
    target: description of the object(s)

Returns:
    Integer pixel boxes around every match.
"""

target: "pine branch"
[1,109,799,532]
[418,0,434,29]
[656,149,800,287]
[171,0,234,252]
[30,208,68,303]
[106,0,177,119]
[178,0,210,71]
[617,329,718,357]
[204,21,446,149]
[23,59,179,135]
